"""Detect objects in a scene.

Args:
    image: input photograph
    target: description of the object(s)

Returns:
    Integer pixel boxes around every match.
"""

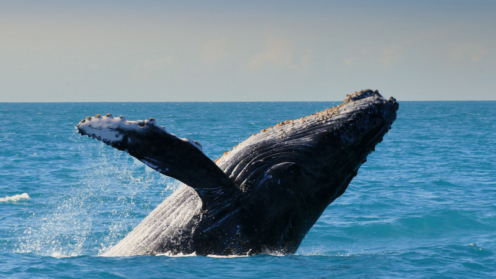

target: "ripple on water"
[0,101,495,278]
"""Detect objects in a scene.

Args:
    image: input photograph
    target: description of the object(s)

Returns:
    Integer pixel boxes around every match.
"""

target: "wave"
[0,193,30,203]
[207,254,250,258]
[156,252,198,257]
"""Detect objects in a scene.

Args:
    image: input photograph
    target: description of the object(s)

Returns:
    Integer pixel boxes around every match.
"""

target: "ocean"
[0,101,495,278]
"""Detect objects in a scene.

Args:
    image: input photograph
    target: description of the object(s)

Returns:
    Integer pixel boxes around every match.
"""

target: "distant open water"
[0,101,495,278]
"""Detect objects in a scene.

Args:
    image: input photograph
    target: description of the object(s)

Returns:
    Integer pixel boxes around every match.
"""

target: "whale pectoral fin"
[76,115,240,203]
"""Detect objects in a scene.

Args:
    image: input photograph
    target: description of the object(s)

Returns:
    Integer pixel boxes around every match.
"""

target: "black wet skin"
[77,90,399,256]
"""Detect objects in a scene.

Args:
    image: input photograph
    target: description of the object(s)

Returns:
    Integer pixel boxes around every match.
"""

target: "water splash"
[156,252,198,257]
[15,138,180,257]
[0,193,30,203]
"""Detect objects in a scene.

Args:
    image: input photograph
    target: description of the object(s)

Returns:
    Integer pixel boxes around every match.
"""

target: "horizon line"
[0,100,495,103]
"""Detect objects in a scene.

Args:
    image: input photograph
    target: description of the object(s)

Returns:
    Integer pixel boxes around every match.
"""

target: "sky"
[0,0,495,102]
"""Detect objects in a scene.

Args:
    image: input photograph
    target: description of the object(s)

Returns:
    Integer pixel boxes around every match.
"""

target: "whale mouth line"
[334,111,396,184]
[365,113,396,147]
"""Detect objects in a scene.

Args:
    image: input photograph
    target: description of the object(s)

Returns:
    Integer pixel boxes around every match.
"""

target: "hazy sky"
[1,0,495,101]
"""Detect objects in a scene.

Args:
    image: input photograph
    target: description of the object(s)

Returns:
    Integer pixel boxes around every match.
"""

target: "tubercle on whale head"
[215,90,398,165]
[300,89,398,170]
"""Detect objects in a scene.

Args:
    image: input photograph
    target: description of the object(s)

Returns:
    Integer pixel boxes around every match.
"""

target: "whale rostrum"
[76,89,399,256]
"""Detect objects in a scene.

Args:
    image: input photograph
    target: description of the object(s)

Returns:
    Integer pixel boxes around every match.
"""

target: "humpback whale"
[76,90,398,256]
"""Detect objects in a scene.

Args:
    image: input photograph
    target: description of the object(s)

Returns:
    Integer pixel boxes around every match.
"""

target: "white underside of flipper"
[76,114,202,151]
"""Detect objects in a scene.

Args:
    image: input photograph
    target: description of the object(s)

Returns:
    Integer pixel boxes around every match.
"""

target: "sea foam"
[0,193,30,203]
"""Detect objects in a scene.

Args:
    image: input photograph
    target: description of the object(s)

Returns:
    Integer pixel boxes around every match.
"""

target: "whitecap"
[207,254,250,258]
[51,252,77,258]
[155,252,197,257]
[0,193,31,203]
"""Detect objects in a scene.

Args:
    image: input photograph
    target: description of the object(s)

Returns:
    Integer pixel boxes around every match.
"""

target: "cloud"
[301,49,313,69]
[380,44,402,65]
[344,59,354,66]
[449,43,487,62]
[138,56,175,69]
[250,33,297,70]
[343,32,436,67]
[201,37,229,62]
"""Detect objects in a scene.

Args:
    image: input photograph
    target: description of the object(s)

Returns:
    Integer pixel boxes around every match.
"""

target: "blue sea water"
[0,101,495,278]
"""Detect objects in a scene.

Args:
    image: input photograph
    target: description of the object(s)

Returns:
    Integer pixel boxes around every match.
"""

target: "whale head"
[217,90,398,199]
[206,89,399,254]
